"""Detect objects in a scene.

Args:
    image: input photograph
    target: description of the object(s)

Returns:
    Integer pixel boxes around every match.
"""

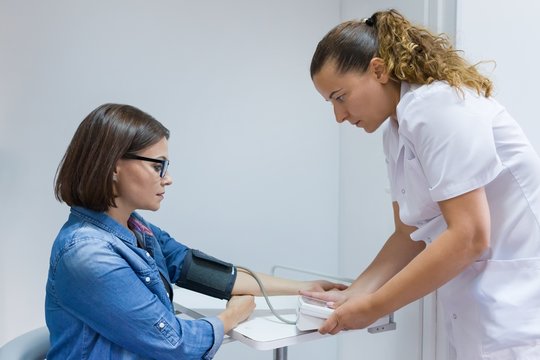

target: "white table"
[173,286,395,359]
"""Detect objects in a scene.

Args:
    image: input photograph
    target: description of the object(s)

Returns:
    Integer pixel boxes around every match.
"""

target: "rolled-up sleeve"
[398,85,503,202]
[198,317,225,359]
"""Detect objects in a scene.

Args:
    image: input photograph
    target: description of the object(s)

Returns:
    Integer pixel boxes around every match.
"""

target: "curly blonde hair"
[311,9,493,97]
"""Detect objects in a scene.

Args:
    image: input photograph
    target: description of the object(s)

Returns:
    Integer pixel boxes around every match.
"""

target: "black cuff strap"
[176,249,236,300]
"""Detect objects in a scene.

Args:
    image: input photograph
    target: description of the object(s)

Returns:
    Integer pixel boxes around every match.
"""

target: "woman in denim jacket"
[46,103,342,360]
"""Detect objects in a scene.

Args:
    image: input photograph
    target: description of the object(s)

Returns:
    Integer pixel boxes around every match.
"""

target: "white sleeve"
[399,85,503,202]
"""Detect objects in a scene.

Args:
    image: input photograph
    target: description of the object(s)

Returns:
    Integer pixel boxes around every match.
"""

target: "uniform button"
[401,189,406,194]
[452,313,457,320]
[145,277,151,283]
[146,252,151,257]
[159,322,165,329]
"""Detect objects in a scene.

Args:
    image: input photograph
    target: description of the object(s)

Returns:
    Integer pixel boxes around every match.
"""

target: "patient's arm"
[232,269,347,296]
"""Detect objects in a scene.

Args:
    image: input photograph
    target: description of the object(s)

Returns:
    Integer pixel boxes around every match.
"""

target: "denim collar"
[70,206,137,246]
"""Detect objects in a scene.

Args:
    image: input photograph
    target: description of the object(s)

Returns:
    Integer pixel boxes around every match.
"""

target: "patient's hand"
[303,280,348,293]
[299,287,349,308]
[218,295,256,332]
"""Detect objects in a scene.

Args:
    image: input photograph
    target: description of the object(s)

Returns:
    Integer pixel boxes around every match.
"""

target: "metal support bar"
[273,346,288,360]
[271,264,353,284]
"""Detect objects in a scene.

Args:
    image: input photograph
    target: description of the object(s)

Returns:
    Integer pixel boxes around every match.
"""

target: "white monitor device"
[296,296,333,331]
[295,296,396,333]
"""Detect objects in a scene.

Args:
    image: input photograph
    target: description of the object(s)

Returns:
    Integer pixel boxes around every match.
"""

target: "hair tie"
[363,16,375,27]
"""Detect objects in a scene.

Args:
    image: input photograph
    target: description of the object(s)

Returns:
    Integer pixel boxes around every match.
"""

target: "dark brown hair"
[54,103,170,211]
[311,9,493,97]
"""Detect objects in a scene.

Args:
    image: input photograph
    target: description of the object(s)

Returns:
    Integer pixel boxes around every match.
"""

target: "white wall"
[0,1,343,358]
[456,0,540,151]
[8,1,529,359]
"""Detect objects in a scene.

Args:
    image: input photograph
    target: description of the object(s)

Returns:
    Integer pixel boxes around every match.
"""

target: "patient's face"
[114,137,172,214]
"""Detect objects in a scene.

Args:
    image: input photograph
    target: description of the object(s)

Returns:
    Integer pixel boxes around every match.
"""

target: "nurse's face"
[312,58,400,133]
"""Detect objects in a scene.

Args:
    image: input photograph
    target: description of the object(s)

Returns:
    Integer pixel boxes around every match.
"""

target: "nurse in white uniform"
[303,9,540,359]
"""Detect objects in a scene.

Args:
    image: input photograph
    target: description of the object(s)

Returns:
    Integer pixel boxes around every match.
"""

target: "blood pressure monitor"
[295,295,397,333]
[295,296,334,331]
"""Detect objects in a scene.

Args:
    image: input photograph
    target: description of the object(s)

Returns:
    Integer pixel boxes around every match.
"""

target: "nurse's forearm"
[368,227,486,317]
[368,187,490,316]
[348,231,425,295]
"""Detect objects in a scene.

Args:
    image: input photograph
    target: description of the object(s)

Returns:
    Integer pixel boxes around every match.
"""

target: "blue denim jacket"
[45,207,224,359]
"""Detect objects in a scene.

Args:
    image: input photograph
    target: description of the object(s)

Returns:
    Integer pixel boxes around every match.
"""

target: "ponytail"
[311,9,493,97]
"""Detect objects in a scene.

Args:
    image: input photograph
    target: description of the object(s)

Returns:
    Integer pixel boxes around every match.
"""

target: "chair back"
[0,327,50,360]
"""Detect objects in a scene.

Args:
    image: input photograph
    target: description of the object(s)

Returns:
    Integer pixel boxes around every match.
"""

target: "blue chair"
[0,327,50,360]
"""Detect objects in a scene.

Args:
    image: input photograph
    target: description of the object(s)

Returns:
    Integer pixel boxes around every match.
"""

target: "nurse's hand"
[318,295,380,335]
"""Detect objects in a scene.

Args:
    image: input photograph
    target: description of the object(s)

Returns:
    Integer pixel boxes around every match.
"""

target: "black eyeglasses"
[123,154,170,178]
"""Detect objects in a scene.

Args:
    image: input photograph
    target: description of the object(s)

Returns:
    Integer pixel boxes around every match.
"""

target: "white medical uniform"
[383,82,540,359]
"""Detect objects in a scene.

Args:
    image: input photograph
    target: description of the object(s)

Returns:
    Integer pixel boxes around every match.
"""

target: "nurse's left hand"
[319,295,380,335]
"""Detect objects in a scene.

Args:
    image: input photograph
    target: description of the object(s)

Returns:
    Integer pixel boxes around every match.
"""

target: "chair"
[0,327,50,360]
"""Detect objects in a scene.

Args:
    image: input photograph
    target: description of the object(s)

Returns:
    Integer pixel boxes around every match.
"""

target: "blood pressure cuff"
[176,249,237,300]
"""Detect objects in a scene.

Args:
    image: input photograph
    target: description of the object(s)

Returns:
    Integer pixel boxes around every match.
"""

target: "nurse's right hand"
[318,293,382,335]
[218,295,256,332]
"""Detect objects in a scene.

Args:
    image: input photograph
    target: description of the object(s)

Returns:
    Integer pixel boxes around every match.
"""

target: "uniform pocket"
[472,258,540,354]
